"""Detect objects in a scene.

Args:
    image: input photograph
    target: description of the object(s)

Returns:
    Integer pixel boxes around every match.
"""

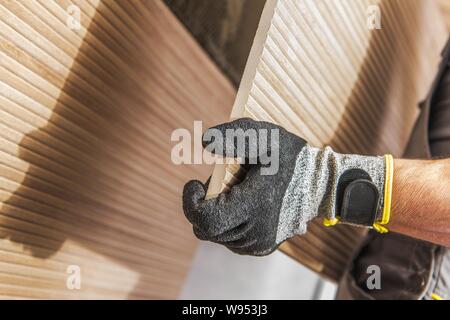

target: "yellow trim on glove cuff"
[373,154,394,233]
[432,293,444,300]
[323,154,394,233]
[323,217,339,227]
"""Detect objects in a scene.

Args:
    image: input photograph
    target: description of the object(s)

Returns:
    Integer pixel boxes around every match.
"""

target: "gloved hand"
[183,118,392,256]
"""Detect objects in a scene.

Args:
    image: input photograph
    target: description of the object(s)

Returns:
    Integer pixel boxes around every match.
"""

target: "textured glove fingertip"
[182,180,206,223]
[210,118,256,133]
[183,179,206,201]
[193,226,209,241]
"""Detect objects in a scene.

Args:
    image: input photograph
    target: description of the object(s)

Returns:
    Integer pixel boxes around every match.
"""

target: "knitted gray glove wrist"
[278,145,386,243]
[183,118,387,256]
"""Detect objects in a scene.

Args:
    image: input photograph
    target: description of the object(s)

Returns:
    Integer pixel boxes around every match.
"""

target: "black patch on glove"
[336,169,380,226]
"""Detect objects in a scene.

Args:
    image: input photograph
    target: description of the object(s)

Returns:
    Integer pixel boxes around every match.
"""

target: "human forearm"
[389,158,450,246]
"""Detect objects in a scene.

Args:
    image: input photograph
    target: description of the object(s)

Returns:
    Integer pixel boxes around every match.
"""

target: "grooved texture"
[207,0,448,281]
[438,0,450,31]
[0,0,234,299]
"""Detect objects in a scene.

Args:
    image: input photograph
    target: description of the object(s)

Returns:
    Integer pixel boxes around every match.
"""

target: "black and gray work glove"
[183,118,392,256]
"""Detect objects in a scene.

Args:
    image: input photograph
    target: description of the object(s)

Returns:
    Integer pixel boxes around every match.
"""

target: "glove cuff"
[276,145,392,243]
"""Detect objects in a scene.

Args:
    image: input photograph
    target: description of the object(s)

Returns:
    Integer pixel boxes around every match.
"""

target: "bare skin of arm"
[389,158,450,247]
